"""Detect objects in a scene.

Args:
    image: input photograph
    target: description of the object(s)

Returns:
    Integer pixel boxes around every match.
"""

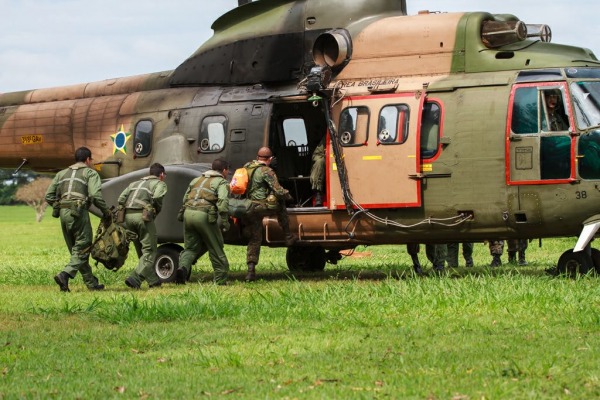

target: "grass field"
[0,205,599,399]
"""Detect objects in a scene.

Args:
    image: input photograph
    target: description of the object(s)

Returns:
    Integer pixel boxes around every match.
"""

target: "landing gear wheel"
[286,246,326,272]
[556,249,592,278]
[590,248,600,273]
[155,243,183,283]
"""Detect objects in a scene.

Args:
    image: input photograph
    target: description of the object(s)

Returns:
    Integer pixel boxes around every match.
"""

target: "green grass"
[1,205,599,399]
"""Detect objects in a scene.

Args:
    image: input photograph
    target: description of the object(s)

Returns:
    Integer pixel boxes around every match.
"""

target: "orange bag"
[230,167,249,195]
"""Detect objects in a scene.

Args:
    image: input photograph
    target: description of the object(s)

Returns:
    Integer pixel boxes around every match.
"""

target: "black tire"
[286,246,326,272]
[155,243,183,283]
[590,248,600,274]
[556,249,592,278]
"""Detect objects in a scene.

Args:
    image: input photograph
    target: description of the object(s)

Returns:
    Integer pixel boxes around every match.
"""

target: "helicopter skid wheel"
[556,249,592,278]
[155,243,183,283]
[286,245,326,272]
[590,248,600,274]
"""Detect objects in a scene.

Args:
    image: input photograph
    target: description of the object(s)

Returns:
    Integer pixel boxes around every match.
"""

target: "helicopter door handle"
[509,135,523,142]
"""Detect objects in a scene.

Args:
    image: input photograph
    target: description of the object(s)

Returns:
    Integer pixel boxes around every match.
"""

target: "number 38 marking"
[575,191,587,199]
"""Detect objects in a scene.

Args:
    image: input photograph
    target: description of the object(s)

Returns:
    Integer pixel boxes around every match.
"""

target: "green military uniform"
[407,243,446,273]
[446,243,474,267]
[243,160,294,266]
[178,170,230,284]
[426,244,447,271]
[118,175,167,287]
[507,239,528,265]
[489,240,504,267]
[310,137,325,192]
[406,243,423,275]
[45,162,110,289]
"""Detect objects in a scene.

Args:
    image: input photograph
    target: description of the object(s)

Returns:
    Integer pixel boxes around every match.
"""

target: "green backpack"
[90,219,137,271]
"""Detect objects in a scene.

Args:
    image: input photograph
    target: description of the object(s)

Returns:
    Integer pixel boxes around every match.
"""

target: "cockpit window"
[511,87,570,134]
[565,67,600,79]
[570,81,600,130]
[578,131,600,179]
[509,85,572,181]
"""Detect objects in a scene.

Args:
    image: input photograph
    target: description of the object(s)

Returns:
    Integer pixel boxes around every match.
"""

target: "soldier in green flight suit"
[118,163,168,289]
[176,158,231,285]
[243,146,298,281]
[46,146,111,292]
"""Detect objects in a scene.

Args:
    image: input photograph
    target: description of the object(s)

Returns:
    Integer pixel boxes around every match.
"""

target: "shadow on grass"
[189,265,560,284]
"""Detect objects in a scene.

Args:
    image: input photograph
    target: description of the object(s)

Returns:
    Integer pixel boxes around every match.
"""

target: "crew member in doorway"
[310,136,326,206]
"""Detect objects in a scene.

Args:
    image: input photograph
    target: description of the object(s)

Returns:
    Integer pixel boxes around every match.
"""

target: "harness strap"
[59,168,87,200]
[126,180,153,209]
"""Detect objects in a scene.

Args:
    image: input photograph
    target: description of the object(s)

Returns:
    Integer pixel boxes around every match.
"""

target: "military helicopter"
[2,0,600,280]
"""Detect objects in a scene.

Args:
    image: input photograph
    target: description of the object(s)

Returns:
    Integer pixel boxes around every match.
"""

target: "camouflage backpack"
[90,219,137,271]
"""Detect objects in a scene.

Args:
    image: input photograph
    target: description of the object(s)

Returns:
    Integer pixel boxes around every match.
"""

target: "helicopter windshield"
[570,81,600,131]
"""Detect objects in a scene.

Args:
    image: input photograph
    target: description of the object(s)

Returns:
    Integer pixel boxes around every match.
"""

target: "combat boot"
[410,254,423,275]
[88,275,104,291]
[124,276,141,289]
[490,255,502,267]
[246,262,256,282]
[432,261,445,273]
[465,257,474,268]
[518,250,528,266]
[175,267,187,285]
[53,271,71,292]
[508,251,517,264]
[314,191,323,207]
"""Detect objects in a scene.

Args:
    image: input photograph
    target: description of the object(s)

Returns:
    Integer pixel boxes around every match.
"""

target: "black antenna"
[238,0,252,6]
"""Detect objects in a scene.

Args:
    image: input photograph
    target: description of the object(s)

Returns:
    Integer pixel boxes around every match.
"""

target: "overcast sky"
[1,0,597,93]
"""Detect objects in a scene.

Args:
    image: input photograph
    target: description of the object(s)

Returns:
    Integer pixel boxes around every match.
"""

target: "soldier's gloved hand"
[220,219,231,232]
[285,192,293,202]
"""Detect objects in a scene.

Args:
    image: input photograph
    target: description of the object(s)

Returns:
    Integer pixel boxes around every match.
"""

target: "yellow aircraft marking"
[421,163,433,172]
[363,156,382,161]
[21,135,43,145]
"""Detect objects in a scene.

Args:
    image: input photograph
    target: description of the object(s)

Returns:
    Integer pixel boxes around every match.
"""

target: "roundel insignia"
[110,124,132,155]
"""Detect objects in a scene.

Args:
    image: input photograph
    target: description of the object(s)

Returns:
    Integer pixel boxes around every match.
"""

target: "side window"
[510,85,572,181]
[133,120,153,157]
[420,102,441,159]
[378,104,409,145]
[578,131,600,179]
[199,115,226,153]
[339,106,369,146]
[511,87,539,134]
[511,87,570,134]
[282,118,308,146]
